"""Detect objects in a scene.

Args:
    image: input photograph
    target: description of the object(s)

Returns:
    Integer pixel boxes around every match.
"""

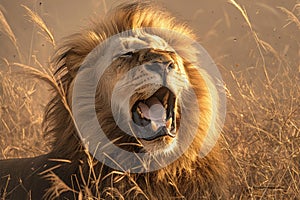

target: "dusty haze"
[0,0,299,199]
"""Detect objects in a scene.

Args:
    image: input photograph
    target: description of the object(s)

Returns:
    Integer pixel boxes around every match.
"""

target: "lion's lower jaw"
[140,136,178,154]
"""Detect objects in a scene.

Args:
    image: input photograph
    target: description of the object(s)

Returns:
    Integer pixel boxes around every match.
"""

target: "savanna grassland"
[0,0,299,199]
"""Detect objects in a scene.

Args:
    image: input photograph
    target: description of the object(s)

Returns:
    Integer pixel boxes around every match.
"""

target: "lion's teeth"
[151,121,158,132]
[162,90,170,107]
[166,118,172,129]
[137,107,144,118]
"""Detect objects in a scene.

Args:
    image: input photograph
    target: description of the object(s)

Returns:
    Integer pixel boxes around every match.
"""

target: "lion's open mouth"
[131,87,177,141]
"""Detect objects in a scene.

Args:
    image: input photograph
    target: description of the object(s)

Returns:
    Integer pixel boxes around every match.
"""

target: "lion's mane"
[0,2,228,199]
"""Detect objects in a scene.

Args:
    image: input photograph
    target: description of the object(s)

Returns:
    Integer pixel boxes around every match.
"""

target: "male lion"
[0,2,227,199]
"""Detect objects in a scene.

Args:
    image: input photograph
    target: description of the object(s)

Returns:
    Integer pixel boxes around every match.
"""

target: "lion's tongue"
[138,97,166,124]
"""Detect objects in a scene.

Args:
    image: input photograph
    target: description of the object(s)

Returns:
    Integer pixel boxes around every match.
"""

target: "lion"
[0,2,228,199]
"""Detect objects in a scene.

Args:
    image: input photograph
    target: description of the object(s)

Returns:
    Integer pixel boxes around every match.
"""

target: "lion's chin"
[140,135,178,154]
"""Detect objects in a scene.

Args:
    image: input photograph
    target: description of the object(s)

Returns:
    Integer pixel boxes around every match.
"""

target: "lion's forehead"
[111,31,175,61]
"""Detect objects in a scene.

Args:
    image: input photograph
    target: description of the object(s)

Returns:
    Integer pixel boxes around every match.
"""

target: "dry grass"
[223,1,300,199]
[21,5,56,47]
[223,66,299,199]
[0,8,23,61]
[278,5,300,30]
[0,1,299,199]
[0,61,49,158]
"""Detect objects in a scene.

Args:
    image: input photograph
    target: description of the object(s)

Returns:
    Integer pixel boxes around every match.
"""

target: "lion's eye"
[167,62,175,70]
[120,51,134,58]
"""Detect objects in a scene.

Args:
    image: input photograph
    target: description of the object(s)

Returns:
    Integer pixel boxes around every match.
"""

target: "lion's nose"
[145,61,174,84]
[145,61,174,74]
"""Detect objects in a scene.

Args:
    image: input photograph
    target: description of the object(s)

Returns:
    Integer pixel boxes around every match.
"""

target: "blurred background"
[1,0,298,71]
[0,0,299,199]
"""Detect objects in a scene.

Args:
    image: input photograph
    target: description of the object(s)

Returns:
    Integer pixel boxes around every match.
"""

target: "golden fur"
[0,2,228,199]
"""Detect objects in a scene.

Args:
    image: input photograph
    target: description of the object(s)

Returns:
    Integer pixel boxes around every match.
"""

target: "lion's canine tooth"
[151,121,158,132]
[162,90,169,106]
[166,118,172,129]
[137,107,144,118]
